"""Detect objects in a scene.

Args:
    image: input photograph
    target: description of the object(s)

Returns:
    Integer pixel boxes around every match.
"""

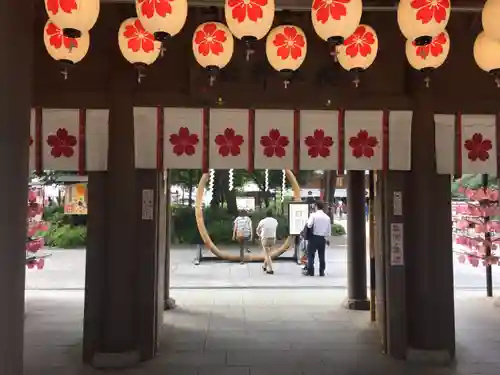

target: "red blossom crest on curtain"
[260,129,289,158]
[215,128,244,157]
[169,127,199,156]
[47,128,77,158]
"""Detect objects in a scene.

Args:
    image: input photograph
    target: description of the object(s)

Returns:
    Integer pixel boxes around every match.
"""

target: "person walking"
[305,201,331,276]
[256,210,279,275]
[233,210,253,264]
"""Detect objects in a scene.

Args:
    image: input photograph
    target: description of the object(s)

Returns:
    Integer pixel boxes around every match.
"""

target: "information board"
[288,202,310,235]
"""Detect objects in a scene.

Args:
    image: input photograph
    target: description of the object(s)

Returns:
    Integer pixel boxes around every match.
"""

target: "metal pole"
[368,171,376,321]
[482,174,493,297]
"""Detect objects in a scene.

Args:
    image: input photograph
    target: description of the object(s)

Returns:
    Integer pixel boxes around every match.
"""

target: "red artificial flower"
[414,32,446,59]
[137,0,173,18]
[344,25,375,58]
[215,128,244,157]
[348,130,378,159]
[273,27,305,60]
[123,19,156,53]
[47,128,77,158]
[304,129,334,158]
[458,254,466,264]
[228,0,268,22]
[464,133,492,162]
[169,127,199,156]
[260,129,289,158]
[46,22,78,50]
[194,23,227,56]
[410,0,450,25]
[312,0,350,23]
[46,0,77,15]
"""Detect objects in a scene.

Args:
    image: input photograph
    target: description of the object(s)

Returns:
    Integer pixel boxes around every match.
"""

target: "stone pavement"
[24,289,500,375]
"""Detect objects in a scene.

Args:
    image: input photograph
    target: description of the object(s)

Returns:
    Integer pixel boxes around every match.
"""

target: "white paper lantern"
[225,0,275,41]
[482,0,500,42]
[311,0,362,46]
[44,0,99,37]
[44,20,89,64]
[474,31,500,74]
[337,25,378,71]
[118,18,161,66]
[136,0,188,41]
[192,22,234,69]
[266,25,307,72]
[398,0,450,45]
[405,30,450,71]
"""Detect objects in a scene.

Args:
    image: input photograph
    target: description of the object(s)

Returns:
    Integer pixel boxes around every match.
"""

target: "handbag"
[302,222,313,241]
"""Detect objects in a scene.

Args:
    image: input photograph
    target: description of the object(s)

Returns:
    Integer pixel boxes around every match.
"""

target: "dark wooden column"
[0,1,33,374]
[83,59,161,367]
[163,171,175,310]
[346,171,370,310]
[404,89,455,361]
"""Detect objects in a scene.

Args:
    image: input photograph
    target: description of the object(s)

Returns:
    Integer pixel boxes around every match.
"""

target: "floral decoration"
[215,128,244,157]
[194,23,227,56]
[410,0,450,24]
[312,0,350,23]
[123,19,156,53]
[348,129,378,158]
[46,22,78,50]
[304,129,334,158]
[344,25,376,58]
[169,127,199,156]
[47,128,77,158]
[273,27,305,60]
[227,0,268,23]
[414,32,446,59]
[137,0,174,18]
[260,129,289,158]
[464,133,492,162]
[46,0,77,15]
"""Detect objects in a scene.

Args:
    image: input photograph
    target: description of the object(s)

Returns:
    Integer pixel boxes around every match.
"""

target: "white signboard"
[390,223,404,266]
[142,189,154,220]
[288,203,310,235]
[236,197,255,211]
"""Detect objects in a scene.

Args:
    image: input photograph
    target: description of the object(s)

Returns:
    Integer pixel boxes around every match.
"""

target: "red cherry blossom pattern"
[410,0,450,25]
[464,133,492,162]
[228,0,268,23]
[46,22,78,50]
[137,0,174,18]
[312,0,350,23]
[344,25,375,58]
[413,32,447,59]
[348,130,378,159]
[304,129,334,158]
[46,0,77,15]
[123,19,156,53]
[194,23,227,56]
[273,27,305,60]
[169,127,199,156]
[47,128,77,158]
[215,128,244,157]
[260,129,289,158]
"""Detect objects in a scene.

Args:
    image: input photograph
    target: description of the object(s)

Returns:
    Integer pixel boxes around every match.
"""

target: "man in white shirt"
[306,201,331,276]
[232,210,253,264]
[256,210,279,274]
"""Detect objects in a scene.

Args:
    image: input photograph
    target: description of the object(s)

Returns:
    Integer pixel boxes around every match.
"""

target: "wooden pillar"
[404,90,455,362]
[346,171,370,310]
[163,171,175,310]
[83,59,161,367]
[0,1,33,374]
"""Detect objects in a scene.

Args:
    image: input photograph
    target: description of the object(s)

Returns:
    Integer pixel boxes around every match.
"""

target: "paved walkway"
[24,289,500,374]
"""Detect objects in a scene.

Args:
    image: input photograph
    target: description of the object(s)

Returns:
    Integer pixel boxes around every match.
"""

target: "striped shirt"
[234,216,252,238]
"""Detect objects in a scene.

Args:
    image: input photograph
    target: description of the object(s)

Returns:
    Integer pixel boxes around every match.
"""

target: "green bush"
[42,224,87,248]
[332,223,346,236]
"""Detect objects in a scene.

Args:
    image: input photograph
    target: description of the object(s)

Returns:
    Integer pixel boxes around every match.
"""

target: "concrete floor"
[24,289,500,375]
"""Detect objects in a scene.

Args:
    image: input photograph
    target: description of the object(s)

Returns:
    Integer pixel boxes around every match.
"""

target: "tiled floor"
[23,289,500,375]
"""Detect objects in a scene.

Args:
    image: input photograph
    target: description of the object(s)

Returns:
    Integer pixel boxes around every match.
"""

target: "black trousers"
[307,235,326,275]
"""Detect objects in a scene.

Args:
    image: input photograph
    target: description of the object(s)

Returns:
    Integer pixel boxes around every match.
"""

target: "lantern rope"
[228,169,234,191]
[281,169,286,202]
[208,169,215,202]
[265,169,269,192]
